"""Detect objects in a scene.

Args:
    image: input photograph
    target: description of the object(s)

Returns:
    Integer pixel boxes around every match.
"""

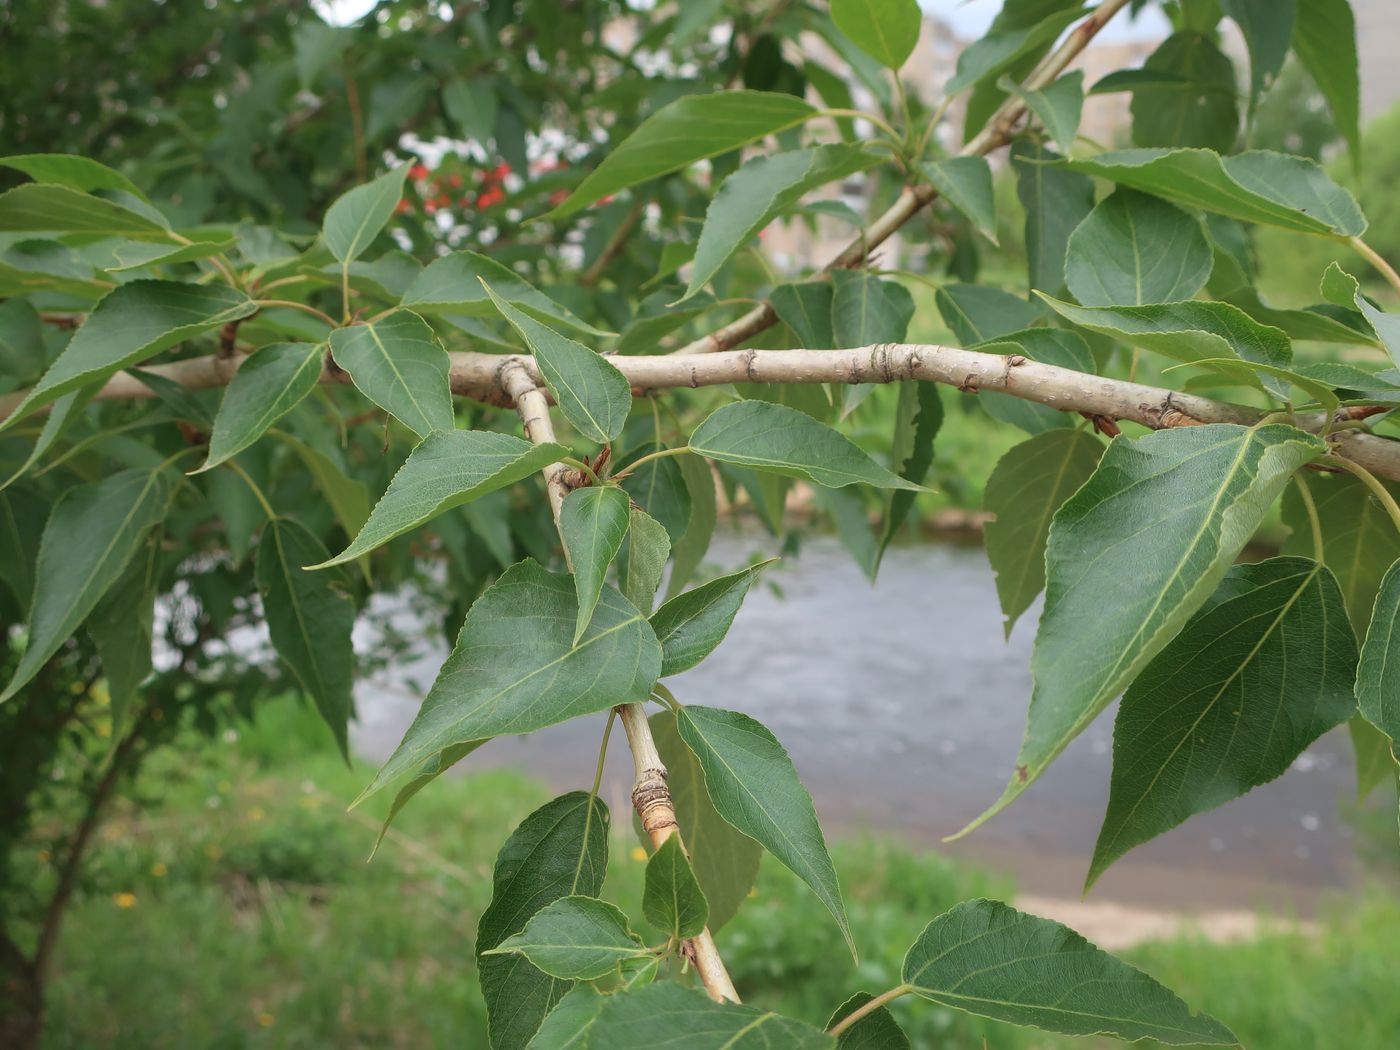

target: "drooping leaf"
[584,982,834,1049]
[529,984,604,1050]
[1090,557,1357,887]
[0,297,47,381]
[827,993,911,1050]
[983,430,1103,638]
[322,165,408,264]
[621,507,669,613]
[1065,189,1212,307]
[689,401,922,491]
[88,535,159,738]
[676,704,854,957]
[560,486,631,643]
[478,792,610,1050]
[273,432,371,557]
[650,562,770,677]
[1012,141,1095,296]
[997,71,1084,154]
[642,835,709,939]
[1131,31,1239,152]
[1293,0,1360,164]
[935,283,1045,345]
[487,896,647,981]
[665,454,718,601]
[198,343,323,471]
[902,899,1237,1044]
[257,518,356,758]
[620,449,692,542]
[483,283,631,444]
[684,145,880,301]
[547,91,816,220]
[400,250,606,337]
[359,560,660,802]
[371,740,487,856]
[771,282,835,348]
[0,153,146,197]
[1,387,97,492]
[2,466,174,701]
[327,310,454,439]
[0,280,256,430]
[959,424,1326,834]
[0,485,47,609]
[1356,558,1400,755]
[830,0,921,70]
[314,430,568,568]
[0,184,171,239]
[921,157,998,244]
[1221,0,1295,109]
[1058,148,1367,237]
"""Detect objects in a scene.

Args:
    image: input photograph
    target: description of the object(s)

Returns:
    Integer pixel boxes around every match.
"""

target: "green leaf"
[1012,142,1095,296]
[877,381,943,564]
[958,424,1326,835]
[1,466,174,702]
[1,387,97,493]
[273,433,371,557]
[442,79,498,146]
[529,985,604,1050]
[88,536,159,739]
[771,282,835,348]
[1058,148,1366,237]
[1320,261,1360,308]
[546,91,816,220]
[1221,0,1295,108]
[371,740,487,857]
[0,297,48,381]
[1348,714,1397,798]
[1293,0,1360,164]
[621,507,670,614]
[1065,189,1212,307]
[0,184,171,239]
[0,153,145,197]
[1223,288,1378,348]
[314,430,569,568]
[902,899,1237,1044]
[105,236,237,273]
[197,344,323,472]
[620,450,692,542]
[947,4,1087,97]
[935,283,1045,345]
[1131,32,1239,152]
[0,280,257,430]
[665,454,718,601]
[400,250,607,337]
[360,560,660,802]
[327,310,454,439]
[642,835,709,939]
[689,401,922,491]
[684,145,880,302]
[676,704,854,957]
[482,283,631,444]
[0,485,47,609]
[1357,558,1400,755]
[983,430,1103,638]
[647,711,761,930]
[584,982,834,1049]
[486,896,646,981]
[921,157,998,245]
[830,0,921,70]
[650,562,770,677]
[478,792,609,1050]
[1090,557,1357,888]
[560,486,631,644]
[1355,298,1400,370]
[997,71,1084,154]
[258,520,355,757]
[831,271,914,348]
[322,165,408,264]
[827,993,911,1050]
[976,329,1096,435]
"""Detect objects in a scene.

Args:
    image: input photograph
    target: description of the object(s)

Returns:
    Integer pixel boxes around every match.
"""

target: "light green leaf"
[314,430,568,568]
[1065,188,1212,307]
[2,466,173,702]
[921,157,998,245]
[529,985,604,1050]
[832,270,914,348]
[1357,558,1400,757]
[1293,0,1360,163]
[1348,714,1397,798]
[1320,261,1360,308]
[827,993,911,1050]
[959,424,1326,835]
[257,518,356,759]
[683,145,880,301]
[902,899,1237,1044]
[983,430,1103,638]
[482,282,631,444]
[400,250,607,337]
[830,0,921,70]
[197,343,323,472]
[947,5,1086,97]
[650,562,770,677]
[328,310,454,439]
[676,704,854,957]
[1354,297,1400,370]
[935,283,1045,345]
[647,711,761,930]
[664,454,718,601]
[322,165,408,264]
[771,282,835,348]
[88,536,159,739]
[105,236,236,273]
[621,507,670,614]
[1223,287,1377,348]
[0,280,257,430]
[478,792,610,1050]
[997,71,1084,154]
[1013,141,1095,296]
[1131,31,1239,152]
[643,835,709,939]
[0,153,145,197]
[1058,148,1366,237]
[689,401,922,491]
[560,486,631,643]
[584,982,834,1049]
[0,184,171,239]
[360,560,660,802]
[1091,557,1357,888]
[546,91,816,220]
[443,79,498,146]
[487,896,647,981]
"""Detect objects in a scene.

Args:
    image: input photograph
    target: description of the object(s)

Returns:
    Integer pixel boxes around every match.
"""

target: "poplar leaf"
[322,165,408,263]
[642,836,709,939]
[328,310,454,439]
[559,486,631,643]
[198,343,323,471]
[486,896,647,981]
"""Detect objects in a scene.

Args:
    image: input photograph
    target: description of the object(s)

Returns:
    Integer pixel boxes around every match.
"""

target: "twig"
[827,984,912,1037]
[1349,235,1400,301]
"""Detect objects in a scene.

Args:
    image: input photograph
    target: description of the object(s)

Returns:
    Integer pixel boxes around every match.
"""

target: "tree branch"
[498,358,741,1004]
[669,0,1134,356]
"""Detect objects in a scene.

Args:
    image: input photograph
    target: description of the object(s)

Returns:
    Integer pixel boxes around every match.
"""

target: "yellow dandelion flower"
[255,1012,276,1028]
[630,847,648,862]
[151,862,168,878]
[112,892,137,909]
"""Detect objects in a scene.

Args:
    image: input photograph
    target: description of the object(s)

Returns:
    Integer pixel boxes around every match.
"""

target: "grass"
[28,696,1400,1049]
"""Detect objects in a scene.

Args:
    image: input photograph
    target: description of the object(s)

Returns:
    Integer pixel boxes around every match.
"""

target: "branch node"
[632,767,678,838]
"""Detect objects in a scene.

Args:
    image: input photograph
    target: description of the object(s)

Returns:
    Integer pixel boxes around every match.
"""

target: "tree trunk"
[0,933,42,1050]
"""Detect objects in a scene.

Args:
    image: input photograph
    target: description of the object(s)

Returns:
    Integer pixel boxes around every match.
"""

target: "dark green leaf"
[651,562,770,677]
[1293,0,1360,163]
[89,536,159,738]
[487,896,646,981]
[401,250,606,337]
[1065,189,1212,307]
[198,343,323,471]
[877,381,942,564]
[921,157,998,244]
[621,507,669,614]
[1221,0,1295,108]
[0,485,47,609]
[947,4,1086,97]
[273,433,371,558]
[771,282,835,348]
[328,310,454,439]
[0,184,171,239]
[0,297,46,380]
[106,236,236,273]
[665,454,718,601]
[976,328,1096,434]
[442,79,498,146]
[322,165,408,264]
[1131,32,1239,152]
[643,835,709,939]
[560,486,631,643]
[997,71,1084,154]
[584,982,834,1049]
[934,283,1045,345]
[1012,141,1095,296]
[1357,558,1400,755]
[620,449,692,543]
[830,0,921,70]
[827,993,911,1050]
[529,984,604,1050]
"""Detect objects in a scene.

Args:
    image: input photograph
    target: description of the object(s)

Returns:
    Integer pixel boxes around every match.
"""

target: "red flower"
[409,163,429,180]
[424,200,438,214]
[448,173,463,189]
[394,199,412,214]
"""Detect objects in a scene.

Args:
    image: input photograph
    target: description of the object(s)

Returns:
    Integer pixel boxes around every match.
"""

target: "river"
[350,530,1369,914]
